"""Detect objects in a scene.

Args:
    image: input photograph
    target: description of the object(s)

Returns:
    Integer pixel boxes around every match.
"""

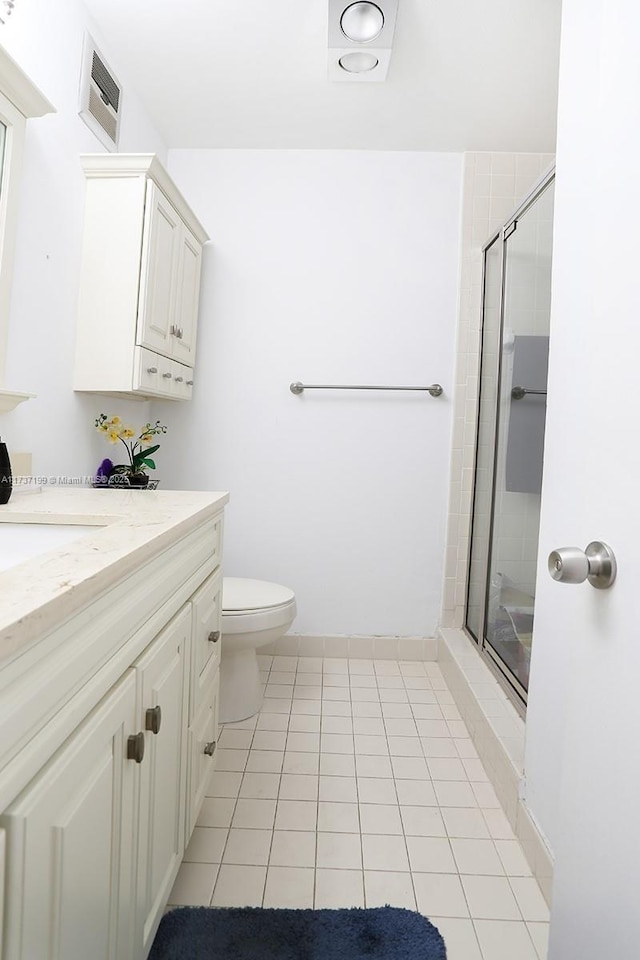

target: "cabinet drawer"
[186,667,219,840]
[170,359,193,401]
[133,346,174,397]
[189,564,222,719]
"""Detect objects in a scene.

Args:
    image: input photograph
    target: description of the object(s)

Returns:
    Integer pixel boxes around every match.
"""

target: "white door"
[0,673,138,960]
[135,607,189,957]
[528,1,640,956]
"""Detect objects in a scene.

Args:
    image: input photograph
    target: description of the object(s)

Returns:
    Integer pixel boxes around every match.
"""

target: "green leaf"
[140,444,160,458]
[141,458,156,470]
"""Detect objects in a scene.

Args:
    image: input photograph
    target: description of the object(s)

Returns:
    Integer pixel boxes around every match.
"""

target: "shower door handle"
[548,541,617,589]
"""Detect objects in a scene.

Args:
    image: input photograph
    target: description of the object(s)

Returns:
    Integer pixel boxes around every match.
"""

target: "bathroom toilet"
[219,577,297,723]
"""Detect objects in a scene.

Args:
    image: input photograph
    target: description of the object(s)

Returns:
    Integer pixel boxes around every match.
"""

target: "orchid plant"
[95,414,167,478]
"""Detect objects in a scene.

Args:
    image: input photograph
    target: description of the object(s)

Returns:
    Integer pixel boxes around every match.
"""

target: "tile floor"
[168,655,549,960]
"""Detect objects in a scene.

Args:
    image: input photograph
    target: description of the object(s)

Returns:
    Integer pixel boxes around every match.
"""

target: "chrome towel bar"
[511,386,547,400]
[290,381,443,397]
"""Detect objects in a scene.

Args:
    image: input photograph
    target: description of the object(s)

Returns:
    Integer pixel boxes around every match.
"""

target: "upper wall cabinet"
[73,154,209,401]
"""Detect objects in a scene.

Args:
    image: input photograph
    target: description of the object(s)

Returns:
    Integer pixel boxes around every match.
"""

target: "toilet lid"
[223,577,295,612]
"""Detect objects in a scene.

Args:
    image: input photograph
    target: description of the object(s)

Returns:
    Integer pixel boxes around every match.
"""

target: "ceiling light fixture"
[328,0,399,83]
[340,3,384,43]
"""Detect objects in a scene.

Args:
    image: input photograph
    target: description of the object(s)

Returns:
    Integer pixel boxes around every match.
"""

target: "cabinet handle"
[127,732,145,763]
[162,372,172,379]
[177,328,184,339]
[186,380,194,386]
[208,630,220,643]
[146,366,158,374]
[204,741,216,757]
[170,324,177,337]
[145,705,162,735]
[174,376,184,383]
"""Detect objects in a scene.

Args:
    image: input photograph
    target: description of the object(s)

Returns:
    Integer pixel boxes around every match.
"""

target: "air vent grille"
[79,34,121,150]
[91,51,120,112]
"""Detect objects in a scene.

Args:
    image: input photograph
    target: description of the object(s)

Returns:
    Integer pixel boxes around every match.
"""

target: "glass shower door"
[466,174,555,702]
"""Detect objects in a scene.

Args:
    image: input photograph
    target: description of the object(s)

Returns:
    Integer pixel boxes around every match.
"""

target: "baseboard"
[437,627,554,907]
[261,634,438,661]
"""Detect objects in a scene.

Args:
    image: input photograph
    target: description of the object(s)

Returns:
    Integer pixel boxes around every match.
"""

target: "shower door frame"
[465,165,556,711]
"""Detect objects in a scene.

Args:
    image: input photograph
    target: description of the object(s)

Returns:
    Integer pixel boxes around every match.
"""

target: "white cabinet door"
[135,606,190,957]
[172,226,202,366]
[137,181,180,358]
[0,673,138,960]
[186,665,219,840]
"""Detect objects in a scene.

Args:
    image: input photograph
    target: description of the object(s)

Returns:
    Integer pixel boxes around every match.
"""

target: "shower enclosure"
[465,169,555,705]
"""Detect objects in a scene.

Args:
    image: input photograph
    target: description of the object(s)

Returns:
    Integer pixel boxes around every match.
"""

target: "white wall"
[157,150,462,638]
[0,0,167,478]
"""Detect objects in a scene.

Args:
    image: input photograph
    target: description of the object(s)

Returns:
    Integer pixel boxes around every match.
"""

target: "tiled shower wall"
[441,152,555,629]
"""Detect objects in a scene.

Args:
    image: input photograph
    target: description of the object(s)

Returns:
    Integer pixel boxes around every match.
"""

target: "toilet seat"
[221,577,297,635]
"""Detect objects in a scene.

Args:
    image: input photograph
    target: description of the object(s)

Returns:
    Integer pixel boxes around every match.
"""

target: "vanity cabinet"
[73,154,208,401]
[0,496,226,960]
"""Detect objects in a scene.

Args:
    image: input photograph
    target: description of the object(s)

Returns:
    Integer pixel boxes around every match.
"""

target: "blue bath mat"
[150,905,447,959]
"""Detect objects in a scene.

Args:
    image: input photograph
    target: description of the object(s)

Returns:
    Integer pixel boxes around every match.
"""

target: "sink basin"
[0,523,101,573]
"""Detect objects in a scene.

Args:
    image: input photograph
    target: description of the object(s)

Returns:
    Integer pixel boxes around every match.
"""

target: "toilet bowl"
[219,577,297,723]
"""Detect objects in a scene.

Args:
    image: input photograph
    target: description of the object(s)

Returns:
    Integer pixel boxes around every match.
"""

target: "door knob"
[548,541,617,589]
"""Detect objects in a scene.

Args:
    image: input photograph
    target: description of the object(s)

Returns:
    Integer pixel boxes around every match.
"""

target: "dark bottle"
[0,438,12,504]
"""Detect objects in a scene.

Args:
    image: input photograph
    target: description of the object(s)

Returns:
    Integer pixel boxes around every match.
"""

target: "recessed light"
[338,51,379,73]
[340,2,384,43]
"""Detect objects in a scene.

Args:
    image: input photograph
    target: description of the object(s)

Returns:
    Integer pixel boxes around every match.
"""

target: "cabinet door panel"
[187,667,219,840]
[1,673,137,960]
[137,182,180,358]
[190,567,222,720]
[135,606,189,956]
[172,226,201,365]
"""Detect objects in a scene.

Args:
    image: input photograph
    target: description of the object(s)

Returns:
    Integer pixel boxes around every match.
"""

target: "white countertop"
[0,487,229,664]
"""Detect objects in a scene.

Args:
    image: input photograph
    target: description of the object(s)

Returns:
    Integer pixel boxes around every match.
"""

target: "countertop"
[0,487,229,664]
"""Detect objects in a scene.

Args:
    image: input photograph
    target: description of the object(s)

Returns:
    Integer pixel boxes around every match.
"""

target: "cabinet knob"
[208,630,220,643]
[146,366,158,374]
[162,372,172,379]
[174,376,184,383]
[145,705,162,735]
[127,732,145,763]
[186,380,194,386]
[204,741,216,757]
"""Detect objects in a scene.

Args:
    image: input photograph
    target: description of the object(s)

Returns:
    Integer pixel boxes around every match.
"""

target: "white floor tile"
[377,676,405,690]
[462,875,521,920]
[271,656,298,671]
[297,657,323,673]
[359,803,403,835]
[471,782,501,808]
[350,675,378,688]
[413,873,470,918]
[400,806,447,838]
[168,862,219,906]
[293,685,322,700]
[428,758,468,781]
[288,713,321,733]
[406,836,457,873]
[451,839,505,876]
[320,733,354,754]
[317,800,360,833]
[251,730,288,752]
[264,684,294,700]
[269,830,316,867]
[481,808,516,840]
[321,699,353,716]
[415,719,450,737]
[274,799,317,831]
[322,686,351,701]
[240,772,281,800]
[441,808,490,839]
[391,757,430,780]
[361,833,409,871]
[269,671,296,685]
[291,699,322,716]
[463,759,489,782]
[316,831,362,869]
[223,828,272,866]
[384,718,419,737]
[245,750,284,774]
[526,921,550,960]
[197,797,236,829]
[286,731,320,753]
[430,917,483,960]
[183,827,228,863]
[218,728,254,750]
[256,713,289,732]
[207,771,242,798]
[395,779,438,806]
[379,689,409,703]
[279,773,318,801]
[321,716,353,734]
[355,755,393,778]
[319,753,356,777]
[318,775,357,802]
[350,687,381,703]
[494,839,532,876]
[352,701,383,718]
[263,698,295,714]
[215,748,249,773]
[263,865,315,908]
[381,702,414,719]
[364,870,416,909]
[324,658,349,674]
[357,777,398,805]
[509,878,550,922]
[433,781,478,808]
[455,738,479,759]
[349,659,375,675]
[211,864,266,907]
[282,751,319,775]
[473,919,539,960]
[315,869,364,908]
[232,798,277,830]
[353,717,385,736]
[388,736,423,757]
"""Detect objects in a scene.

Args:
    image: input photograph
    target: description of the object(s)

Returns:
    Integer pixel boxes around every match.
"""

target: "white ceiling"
[83,0,562,152]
